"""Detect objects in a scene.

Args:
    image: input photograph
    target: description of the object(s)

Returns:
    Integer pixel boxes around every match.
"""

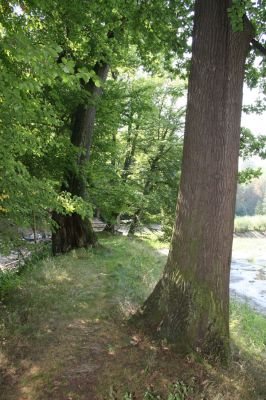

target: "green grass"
[108,379,193,400]
[0,242,51,298]
[135,231,170,249]
[0,235,265,400]
[0,236,166,399]
[0,269,21,298]
[230,301,266,357]
[234,215,266,232]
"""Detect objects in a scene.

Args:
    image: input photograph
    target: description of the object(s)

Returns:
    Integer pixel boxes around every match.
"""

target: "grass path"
[0,236,265,399]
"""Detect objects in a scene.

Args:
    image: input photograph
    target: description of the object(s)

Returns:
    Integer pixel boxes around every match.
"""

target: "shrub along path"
[0,235,265,399]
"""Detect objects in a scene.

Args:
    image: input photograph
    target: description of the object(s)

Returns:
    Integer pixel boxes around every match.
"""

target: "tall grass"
[234,215,266,232]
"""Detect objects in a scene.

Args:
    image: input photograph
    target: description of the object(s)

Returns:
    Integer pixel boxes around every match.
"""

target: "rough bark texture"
[52,62,109,255]
[71,62,110,164]
[133,0,253,362]
[52,212,97,255]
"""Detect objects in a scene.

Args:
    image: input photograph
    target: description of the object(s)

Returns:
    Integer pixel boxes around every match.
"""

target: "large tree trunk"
[133,0,253,363]
[52,62,109,255]
[52,212,97,254]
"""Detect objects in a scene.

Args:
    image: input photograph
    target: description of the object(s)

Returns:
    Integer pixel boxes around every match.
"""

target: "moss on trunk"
[132,269,229,363]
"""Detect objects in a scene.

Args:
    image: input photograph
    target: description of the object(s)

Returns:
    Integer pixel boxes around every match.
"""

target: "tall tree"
[25,0,191,254]
[0,3,73,245]
[52,62,109,254]
[89,77,184,232]
[133,0,257,362]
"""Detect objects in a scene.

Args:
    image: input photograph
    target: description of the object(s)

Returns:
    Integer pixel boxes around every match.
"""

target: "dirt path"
[0,237,265,400]
[0,248,129,399]
[0,240,173,400]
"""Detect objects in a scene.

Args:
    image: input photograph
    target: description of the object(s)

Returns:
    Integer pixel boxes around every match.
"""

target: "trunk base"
[128,213,140,235]
[52,212,97,255]
[103,223,116,234]
[131,276,230,364]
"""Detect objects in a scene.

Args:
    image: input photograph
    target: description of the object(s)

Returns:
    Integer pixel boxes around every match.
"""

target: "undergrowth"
[108,380,192,400]
[135,231,170,249]
[0,242,50,300]
[234,215,266,232]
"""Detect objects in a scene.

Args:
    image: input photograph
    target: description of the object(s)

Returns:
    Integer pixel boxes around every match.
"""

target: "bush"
[0,242,51,300]
[0,269,21,299]
[234,215,266,232]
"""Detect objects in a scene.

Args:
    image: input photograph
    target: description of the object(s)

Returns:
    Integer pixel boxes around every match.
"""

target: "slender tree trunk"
[32,211,37,244]
[128,149,167,234]
[128,210,141,235]
[52,62,109,255]
[132,0,253,363]
[121,127,139,180]
[104,120,140,233]
[103,221,116,234]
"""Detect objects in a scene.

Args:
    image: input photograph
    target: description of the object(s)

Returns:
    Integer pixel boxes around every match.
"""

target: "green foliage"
[0,0,265,243]
[227,0,266,91]
[18,0,192,74]
[56,191,93,219]
[238,128,266,184]
[228,0,247,32]
[0,0,190,238]
[0,269,21,299]
[0,242,50,299]
[236,172,266,215]
[234,215,266,232]
[89,76,184,227]
[238,167,262,184]
[0,3,85,232]
[240,128,266,160]
[143,380,193,400]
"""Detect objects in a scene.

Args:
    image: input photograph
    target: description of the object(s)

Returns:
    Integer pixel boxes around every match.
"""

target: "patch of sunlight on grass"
[53,270,72,282]
[230,300,266,357]
[135,231,170,249]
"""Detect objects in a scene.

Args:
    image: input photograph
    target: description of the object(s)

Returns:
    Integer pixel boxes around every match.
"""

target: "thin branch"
[251,38,266,57]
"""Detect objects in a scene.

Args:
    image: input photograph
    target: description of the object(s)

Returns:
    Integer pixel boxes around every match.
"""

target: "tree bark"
[52,62,109,255]
[132,0,253,363]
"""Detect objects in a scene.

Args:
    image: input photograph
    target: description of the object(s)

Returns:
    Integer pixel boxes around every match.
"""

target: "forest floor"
[0,235,265,400]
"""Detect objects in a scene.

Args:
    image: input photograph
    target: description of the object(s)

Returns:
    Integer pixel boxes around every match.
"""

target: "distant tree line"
[236,171,266,216]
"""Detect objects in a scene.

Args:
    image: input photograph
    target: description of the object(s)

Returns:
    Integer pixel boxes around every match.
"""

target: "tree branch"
[251,38,266,57]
